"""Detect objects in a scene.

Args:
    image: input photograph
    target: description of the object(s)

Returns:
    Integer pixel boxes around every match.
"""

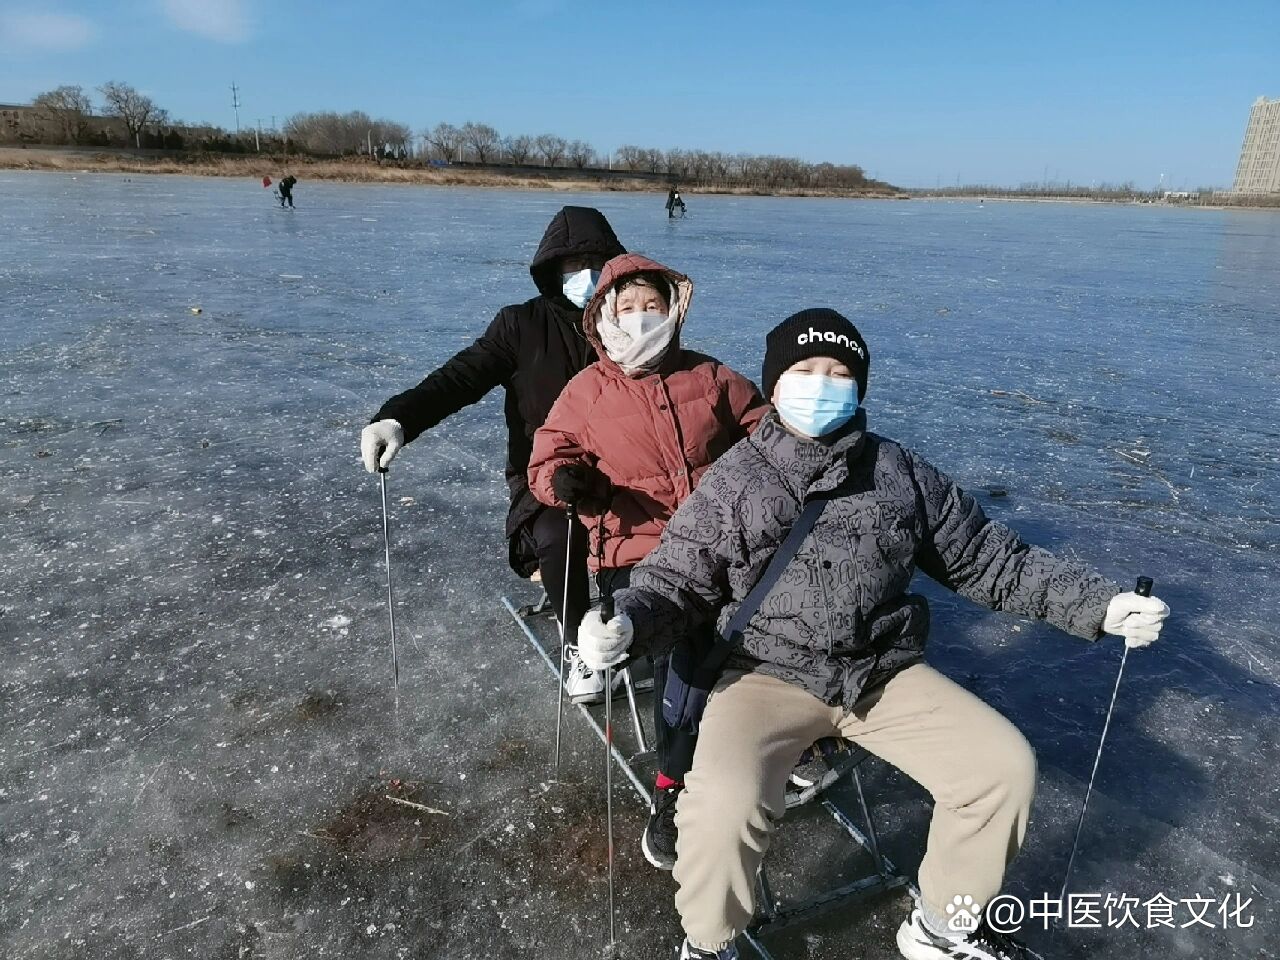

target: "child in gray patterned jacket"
[577,308,1170,960]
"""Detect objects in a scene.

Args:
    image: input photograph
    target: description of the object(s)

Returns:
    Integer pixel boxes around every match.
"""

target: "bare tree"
[535,133,567,168]
[99,81,162,148]
[809,162,866,190]
[567,139,595,169]
[706,152,727,184]
[461,122,501,163]
[642,148,664,175]
[286,111,375,155]
[424,122,463,162]
[664,148,694,180]
[32,85,93,144]
[374,120,412,159]
[757,155,808,188]
[615,144,645,171]
[286,112,339,154]
[504,134,534,165]
[345,111,375,154]
[685,150,707,183]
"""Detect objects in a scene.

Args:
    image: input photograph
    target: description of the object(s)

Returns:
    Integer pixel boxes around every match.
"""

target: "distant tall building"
[1233,97,1280,195]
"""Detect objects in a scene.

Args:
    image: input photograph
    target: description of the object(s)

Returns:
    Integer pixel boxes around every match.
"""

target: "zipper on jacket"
[656,376,694,498]
[811,507,840,656]
[838,509,864,650]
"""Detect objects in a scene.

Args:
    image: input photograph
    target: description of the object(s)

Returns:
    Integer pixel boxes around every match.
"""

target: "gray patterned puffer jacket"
[617,409,1121,710]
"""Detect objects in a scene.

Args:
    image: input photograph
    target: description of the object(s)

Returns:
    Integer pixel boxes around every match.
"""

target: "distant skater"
[666,186,686,218]
[278,175,297,208]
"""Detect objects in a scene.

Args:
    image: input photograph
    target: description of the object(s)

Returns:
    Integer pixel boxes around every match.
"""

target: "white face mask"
[775,372,859,438]
[596,284,680,376]
[617,310,667,341]
[561,268,599,308]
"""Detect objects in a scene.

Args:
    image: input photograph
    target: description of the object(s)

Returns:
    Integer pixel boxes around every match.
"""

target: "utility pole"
[254,119,261,152]
[231,82,241,134]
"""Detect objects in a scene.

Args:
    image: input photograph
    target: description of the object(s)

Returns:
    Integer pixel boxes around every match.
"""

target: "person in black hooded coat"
[360,206,625,652]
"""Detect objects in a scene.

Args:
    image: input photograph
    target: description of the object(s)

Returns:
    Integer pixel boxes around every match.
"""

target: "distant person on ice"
[576,309,1170,960]
[360,206,626,701]
[666,186,686,218]
[278,175,297,208]
[528,253,766,870]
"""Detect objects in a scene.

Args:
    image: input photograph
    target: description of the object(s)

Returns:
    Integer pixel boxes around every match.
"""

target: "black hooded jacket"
[373,206,625,566]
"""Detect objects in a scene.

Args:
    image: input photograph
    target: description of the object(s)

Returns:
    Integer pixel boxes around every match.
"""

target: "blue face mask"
[774,372,859,437]
[561,268,600,308]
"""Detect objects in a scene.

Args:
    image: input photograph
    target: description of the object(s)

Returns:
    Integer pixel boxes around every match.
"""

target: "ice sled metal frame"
[743,745,917,960]
[502,595,652,802]
[502,593,917,958]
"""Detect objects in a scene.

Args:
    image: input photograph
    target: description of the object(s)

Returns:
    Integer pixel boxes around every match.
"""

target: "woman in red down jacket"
[529,252,766,871]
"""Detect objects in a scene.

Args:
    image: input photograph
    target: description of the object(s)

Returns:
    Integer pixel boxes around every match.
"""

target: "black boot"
[642,782,681,870]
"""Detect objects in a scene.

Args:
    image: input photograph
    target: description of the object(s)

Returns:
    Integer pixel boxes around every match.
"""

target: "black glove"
[552,463,611,508]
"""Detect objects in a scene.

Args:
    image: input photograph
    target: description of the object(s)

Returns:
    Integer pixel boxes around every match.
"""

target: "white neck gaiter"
[595,282,680,376]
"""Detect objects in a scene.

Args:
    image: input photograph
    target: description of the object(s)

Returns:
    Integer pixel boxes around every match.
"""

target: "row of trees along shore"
[13,84,887,193]
[911,182,1280,208]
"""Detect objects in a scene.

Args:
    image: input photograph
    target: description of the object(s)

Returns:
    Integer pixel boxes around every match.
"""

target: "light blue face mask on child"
[561,268,600,308]
[774,372,859,437]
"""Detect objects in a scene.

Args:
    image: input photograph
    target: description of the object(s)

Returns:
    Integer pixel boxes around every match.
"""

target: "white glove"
[361,419,404,473]
[576,609,634,670]
[1102,592,1170,648]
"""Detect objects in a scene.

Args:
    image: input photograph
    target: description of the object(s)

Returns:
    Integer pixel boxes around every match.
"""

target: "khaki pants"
[673,665,1037,951]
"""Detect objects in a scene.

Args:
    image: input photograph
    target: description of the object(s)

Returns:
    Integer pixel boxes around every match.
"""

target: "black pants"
[280,190,293,207]
[597,566,698,783]
[529,506,590,646]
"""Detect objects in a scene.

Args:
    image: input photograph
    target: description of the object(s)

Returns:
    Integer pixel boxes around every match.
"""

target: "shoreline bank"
[913,191,1280,211]
[0,147,902,199]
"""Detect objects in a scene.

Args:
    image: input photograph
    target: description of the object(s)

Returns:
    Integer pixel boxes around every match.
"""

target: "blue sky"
[1,0,1276,188]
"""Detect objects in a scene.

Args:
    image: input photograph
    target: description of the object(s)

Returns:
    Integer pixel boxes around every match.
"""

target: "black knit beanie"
[761,308,870,402]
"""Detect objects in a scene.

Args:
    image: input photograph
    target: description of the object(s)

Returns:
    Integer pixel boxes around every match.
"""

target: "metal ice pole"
[600,588,617,946]
[377,469,400,701]
[553,508,577,777]
[1059,576,1154,909]
[596,512,648,753]
[620,667,648,752]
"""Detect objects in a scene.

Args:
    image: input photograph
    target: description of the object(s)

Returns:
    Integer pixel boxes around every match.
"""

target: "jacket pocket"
[866,593,930,658]
[873,501,915,543]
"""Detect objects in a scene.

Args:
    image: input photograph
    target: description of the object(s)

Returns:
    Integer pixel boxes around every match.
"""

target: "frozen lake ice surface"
[1,171,1277,959]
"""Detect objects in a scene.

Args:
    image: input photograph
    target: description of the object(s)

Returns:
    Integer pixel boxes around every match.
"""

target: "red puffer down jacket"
[528,253,767,570]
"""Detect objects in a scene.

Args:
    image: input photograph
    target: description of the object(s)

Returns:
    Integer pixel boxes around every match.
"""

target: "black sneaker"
[896,907,1034,959]
[678,939,739,959]
[642,783,681,870]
